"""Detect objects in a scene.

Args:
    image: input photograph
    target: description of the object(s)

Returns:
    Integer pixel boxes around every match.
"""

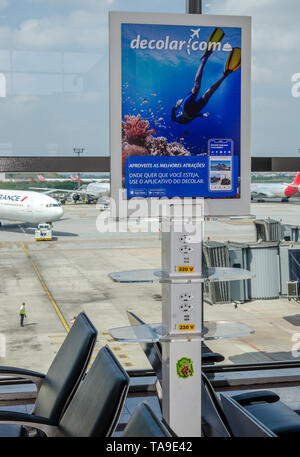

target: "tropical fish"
[152,93,157,96]
[151,129,156,135]
[180,137,184,141]
[142,98,149,104]
[158,117,163,121]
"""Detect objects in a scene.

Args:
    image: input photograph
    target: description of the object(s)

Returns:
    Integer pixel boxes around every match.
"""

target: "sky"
[0,0,298,157]
[204,0,300,157]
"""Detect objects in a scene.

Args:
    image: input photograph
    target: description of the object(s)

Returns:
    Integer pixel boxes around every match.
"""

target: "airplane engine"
[71,192,80,203]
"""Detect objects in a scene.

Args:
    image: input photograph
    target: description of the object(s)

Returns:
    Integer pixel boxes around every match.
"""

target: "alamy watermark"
[291,73,300,97]
[96,191,205,237]
[0,333,6,358]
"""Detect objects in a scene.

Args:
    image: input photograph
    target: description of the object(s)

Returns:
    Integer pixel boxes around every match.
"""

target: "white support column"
[160,215,204,437]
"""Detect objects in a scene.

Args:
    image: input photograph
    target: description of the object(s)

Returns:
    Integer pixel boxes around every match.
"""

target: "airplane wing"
[251,190,275,198]
[29,187,87,195]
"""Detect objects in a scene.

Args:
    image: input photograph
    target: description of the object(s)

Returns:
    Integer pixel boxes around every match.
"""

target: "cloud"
[10,10,108,51]
[0,0,8,9]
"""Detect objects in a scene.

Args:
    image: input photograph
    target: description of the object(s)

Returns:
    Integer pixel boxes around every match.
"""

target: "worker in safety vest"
[20,303,26,327]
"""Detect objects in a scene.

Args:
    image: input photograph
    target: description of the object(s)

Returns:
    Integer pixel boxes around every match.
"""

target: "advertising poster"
[121,23,242,199]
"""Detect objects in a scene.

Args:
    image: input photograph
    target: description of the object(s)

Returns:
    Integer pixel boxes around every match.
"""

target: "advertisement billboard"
[110,12,251,217]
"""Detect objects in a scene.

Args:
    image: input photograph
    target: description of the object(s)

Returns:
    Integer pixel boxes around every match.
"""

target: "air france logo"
[130,28,232,55]
[0,194,27,202]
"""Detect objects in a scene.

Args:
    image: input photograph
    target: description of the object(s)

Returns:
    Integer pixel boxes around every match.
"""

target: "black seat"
[122,402,172,437]
[0,345,130,437]
[220,393,277,437]
[230,391,300,437]
[0,312,97,436]
[201,371,233,437]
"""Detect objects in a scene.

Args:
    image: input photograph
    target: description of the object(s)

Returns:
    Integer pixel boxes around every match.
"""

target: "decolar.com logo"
[130,28,232,55]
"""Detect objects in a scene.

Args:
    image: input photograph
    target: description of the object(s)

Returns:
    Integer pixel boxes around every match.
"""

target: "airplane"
[37,174,73,183]
[251,173,300,201]
[0,189,64,224]
[70,174,83,183]
[190,28,200,39]
[30,181,110,203]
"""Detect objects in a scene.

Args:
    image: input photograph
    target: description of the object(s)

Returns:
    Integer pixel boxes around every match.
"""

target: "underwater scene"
[121,23,241,198]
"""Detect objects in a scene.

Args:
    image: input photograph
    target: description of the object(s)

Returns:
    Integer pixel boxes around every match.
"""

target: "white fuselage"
[85,182,110,197]
[0,190,64,223]
[251,183,299,198]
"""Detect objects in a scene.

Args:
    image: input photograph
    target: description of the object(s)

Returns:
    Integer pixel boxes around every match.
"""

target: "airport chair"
[224,390,300,437]
[0,312,97,436]
[0,345,130,437]
[220,393,277,437]
[201,372,233,437]
[121,402,172,437]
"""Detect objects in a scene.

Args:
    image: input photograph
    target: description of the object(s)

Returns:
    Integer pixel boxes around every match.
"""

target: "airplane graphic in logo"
[190,28,201,39]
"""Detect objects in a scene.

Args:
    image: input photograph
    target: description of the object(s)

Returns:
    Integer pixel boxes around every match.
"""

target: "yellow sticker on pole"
[178,324,195,331]
[177,266,194,273]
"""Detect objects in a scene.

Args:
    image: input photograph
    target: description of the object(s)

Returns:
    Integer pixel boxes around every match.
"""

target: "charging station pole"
[160,212,204,436]
[159,0,205,438]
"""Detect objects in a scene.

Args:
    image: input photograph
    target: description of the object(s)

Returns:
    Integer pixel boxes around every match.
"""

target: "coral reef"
[122,114,190,181]
[122,142,148,173]
[167,142,190,156]
[145,136,168,156]
[122,114,151,146]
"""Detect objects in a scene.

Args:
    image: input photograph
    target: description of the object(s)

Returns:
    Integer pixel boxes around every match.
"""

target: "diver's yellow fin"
[224,47,241,74]
[203,28,225,58]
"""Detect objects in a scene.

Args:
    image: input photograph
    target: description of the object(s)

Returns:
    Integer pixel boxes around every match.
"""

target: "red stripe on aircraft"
[21,196,28,201]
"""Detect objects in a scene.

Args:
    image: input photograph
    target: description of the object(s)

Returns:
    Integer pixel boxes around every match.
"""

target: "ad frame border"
[109,11,251,218]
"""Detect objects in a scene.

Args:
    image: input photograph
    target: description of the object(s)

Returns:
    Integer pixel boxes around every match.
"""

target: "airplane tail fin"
[292,172,300,185]
[285,172,300,197]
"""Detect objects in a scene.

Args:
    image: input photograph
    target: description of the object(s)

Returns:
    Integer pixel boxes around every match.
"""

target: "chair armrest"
[0,410,57,437]
[202,352,225,364]
[233,390,280,406]
[0,366,45,391]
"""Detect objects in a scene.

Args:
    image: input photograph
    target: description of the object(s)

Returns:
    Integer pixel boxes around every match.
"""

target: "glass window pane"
[204,1,300,158]
[0,0,185,157]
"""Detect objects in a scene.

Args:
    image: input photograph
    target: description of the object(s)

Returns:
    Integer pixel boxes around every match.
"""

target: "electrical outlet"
[180,293,193,301]
[179,303,193,312]
[180,245,193,254]
[179,235,193,243]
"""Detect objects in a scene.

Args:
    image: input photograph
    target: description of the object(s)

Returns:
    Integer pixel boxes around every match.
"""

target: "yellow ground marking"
[21,242,70,333]
[100,331,109,336]
[105,338,114,343]
[225,220,253,225]
[48,335,65,338]
[51,342,63,345]
[110,346,123,351]
[122,362,134,367]
[116,354,128,359]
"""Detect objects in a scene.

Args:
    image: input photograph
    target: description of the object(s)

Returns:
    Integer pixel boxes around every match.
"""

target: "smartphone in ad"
[208,139,233,192]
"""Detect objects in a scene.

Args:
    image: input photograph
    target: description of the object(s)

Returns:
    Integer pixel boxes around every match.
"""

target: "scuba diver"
[171,28,241,125]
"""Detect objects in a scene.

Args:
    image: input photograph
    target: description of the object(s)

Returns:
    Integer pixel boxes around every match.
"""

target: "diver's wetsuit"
[171,91,209,124]
[171,53,229,125]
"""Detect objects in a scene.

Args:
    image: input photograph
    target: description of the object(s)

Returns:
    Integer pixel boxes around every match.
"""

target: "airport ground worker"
[20,302,26,327]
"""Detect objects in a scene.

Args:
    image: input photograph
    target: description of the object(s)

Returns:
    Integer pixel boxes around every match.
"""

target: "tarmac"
[1,199,300,373]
